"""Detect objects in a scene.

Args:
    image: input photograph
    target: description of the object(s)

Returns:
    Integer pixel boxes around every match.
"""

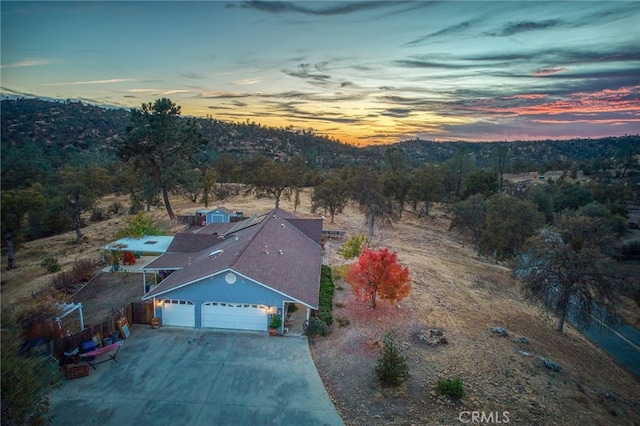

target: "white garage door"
[162,299,195,327]
[202,302,268,331]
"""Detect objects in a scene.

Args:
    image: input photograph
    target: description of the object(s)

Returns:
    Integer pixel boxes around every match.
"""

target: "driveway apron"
[49,327,344,426]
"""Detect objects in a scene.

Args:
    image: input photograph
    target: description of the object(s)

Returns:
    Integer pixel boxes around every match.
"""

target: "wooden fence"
[51,301,153,362]
[322,230,347,240]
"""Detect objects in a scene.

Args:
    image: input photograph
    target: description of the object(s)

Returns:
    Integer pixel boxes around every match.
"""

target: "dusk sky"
[1,1,639,145]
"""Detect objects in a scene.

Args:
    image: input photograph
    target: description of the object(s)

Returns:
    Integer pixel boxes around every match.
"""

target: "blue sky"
[1,1,639,145]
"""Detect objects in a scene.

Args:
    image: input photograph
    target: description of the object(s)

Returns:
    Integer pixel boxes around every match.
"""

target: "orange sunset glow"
[2,1,639,145]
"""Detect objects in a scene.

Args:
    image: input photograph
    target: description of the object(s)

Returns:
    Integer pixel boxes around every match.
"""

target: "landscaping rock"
[491,326,508,337]
[416,329,448,345]
[543,358,561,372]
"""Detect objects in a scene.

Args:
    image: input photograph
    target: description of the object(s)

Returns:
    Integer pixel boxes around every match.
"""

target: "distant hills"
[0,98,371,169]
[367,136,639,170]
[2,98,638,171]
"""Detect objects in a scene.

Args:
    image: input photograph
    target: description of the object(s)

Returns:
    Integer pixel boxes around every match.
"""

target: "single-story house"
[141,208,323,333]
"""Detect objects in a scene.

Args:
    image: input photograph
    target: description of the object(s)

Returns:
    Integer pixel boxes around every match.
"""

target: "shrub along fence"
[51,301,153,361]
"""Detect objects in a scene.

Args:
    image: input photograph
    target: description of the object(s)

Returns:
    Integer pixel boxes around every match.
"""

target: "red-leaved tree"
[346,247,411,308]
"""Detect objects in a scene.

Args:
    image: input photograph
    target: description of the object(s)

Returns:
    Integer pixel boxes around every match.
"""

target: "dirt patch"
[66,271,145,330]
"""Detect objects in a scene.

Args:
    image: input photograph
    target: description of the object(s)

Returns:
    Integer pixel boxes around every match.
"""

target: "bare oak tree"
[515,216,624,332]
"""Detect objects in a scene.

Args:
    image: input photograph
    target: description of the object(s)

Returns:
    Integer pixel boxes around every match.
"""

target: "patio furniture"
[79,341,122,369]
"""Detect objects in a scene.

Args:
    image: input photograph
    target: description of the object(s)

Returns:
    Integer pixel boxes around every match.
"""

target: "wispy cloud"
[229,1,406,16]
[394,56,477,69]
[404,20,478,47]
[447,85,640,117]
[232,78,263,85]
[128,88,157,93]
[491,20,562,37]
[570,3,638,28]
[0,87,42,98]
[180,72,207,80]
[531,67,567,76]
[1,58,57,69]
[161,89,191,95]
[42,78,135,86]
[380,108,412,118]
[282,63,331,81]
[268,90,365,103]
[200,91,253,99]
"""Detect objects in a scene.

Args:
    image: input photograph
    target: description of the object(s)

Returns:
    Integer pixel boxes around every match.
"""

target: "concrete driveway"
[49,327,344,426]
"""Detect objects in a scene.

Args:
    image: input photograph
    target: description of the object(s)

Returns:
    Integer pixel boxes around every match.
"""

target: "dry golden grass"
[315,196,640,426]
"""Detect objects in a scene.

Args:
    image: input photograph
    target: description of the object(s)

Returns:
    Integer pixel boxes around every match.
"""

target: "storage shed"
[205,207,234,224]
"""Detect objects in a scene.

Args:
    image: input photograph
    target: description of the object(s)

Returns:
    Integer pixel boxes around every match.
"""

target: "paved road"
[50,327,344,426]
[568,307,640,377]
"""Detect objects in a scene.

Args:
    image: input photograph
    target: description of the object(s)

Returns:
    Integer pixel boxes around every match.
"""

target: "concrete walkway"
[50,327,344,426]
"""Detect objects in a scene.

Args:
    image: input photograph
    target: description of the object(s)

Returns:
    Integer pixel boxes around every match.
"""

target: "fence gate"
[132,302,154,324]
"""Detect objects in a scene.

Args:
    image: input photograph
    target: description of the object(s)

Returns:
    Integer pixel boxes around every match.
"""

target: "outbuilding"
[205,207,234,224]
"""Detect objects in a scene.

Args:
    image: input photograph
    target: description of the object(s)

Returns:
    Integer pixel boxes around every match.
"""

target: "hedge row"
[317,265,335,326]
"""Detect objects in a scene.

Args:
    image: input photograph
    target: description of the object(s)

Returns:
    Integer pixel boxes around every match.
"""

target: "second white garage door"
[162,299,195,327]
[202,302,268,331]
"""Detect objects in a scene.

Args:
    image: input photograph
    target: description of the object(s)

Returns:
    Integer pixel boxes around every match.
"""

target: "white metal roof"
[102,235,175,254]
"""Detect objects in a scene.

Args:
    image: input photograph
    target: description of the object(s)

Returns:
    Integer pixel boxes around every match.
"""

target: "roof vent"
[278,250,284,255]
[208,249,223,257]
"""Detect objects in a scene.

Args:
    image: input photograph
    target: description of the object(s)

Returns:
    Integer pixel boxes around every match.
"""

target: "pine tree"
[375,333,409,386]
